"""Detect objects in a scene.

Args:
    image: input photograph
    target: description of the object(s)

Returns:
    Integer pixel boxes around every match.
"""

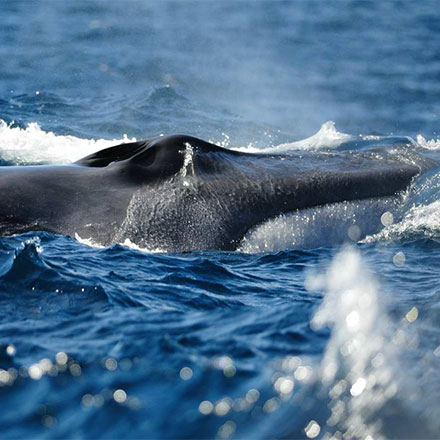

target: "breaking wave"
[239,197,403,253]
[4,119,438,165]
[363,200,440,243]
[2,118,440,252]
[0,119,136,165]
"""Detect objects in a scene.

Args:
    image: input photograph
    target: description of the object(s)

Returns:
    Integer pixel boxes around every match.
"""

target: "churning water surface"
[1,1,440,439]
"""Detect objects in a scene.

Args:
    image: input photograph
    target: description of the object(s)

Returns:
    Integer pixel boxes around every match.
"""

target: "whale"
[0,134,425,251]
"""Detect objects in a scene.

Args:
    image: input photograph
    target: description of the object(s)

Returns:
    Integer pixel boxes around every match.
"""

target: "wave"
[415,134,440,150]
[239,197,402,253]
[0,120,135,165]
[74,233,166,254]
[270,121,353,151]
[0,119,354,164]
[231,121,353,153]
[3,118,440,166]
[363,199,440,243]
[0,237,112,312]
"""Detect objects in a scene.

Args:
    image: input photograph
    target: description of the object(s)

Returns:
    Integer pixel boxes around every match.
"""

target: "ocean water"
[1,1,440,439]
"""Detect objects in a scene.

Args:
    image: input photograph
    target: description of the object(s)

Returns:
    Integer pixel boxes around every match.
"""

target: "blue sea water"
[1,1,440,438]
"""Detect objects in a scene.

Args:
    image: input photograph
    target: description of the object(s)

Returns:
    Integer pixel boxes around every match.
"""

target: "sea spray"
[239,198,401,253]
[363,200,440,243]
[0,119,135,165]
[273,121,353,151]
[232,121,353,153]
[306,246,439,438]
[307,247,399,438]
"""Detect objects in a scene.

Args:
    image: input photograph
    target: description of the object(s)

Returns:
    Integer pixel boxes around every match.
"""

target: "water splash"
[0,119,135,165]
[74,233,165,253]
[74,233,105,249]
[0,119,350,166]
[306,247,439,439]
[239,197,401,253]
[272,121,353,152]
[0,118,422,166]
[308,247,398,438]
[415,134,440,150]
[181,142,195,186]
[363,200,440,243]
[232,121,353,153]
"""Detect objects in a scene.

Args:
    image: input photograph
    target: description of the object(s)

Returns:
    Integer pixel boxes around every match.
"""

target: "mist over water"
[2,1,440,141]
[1,1,440,439]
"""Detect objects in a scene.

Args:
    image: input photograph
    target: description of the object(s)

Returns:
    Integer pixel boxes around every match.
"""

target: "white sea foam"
[232,121,353,153]
[0,119,356,166]
[363,199,440,243]
[415,134,440,150]
[3,118,439,165]
[0,119,135,165]
[238,197,401,253]
[74,233,165,253]
[74,233,105,249]
[117,238,166,254]
[272,121,353,152]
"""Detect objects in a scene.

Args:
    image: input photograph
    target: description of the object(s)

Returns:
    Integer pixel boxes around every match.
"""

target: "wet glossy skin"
[0,135,421,250]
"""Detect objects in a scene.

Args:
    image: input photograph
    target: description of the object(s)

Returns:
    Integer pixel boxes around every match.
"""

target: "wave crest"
[0,119,135,165]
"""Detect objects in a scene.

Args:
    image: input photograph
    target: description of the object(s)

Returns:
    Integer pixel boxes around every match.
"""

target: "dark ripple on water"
[0,232,328,438]
[0,88,286,148]
[1,232,439,438]
[2,1,440,438]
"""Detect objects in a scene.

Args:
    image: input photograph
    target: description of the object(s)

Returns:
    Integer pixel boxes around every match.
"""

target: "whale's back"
[0,135,427,250]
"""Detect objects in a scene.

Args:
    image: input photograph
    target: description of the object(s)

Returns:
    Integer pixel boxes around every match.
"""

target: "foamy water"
[416,134,440,151]
[0,120,135,164]
[269,121,353,152]
[2,119,439,165]
[363,200,440,243]
[3,2,440,438]
[1,119,351,164]
[0,119,371,166]
[239,197,402,253]
[4,118,440,252]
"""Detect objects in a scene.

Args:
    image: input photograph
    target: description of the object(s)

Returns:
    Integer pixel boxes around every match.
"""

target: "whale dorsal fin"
[75,135,244,171]
[74,140,150,168]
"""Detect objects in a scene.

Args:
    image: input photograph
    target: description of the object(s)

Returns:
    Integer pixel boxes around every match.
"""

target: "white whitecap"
[239,197,401,253]
[0,119,354,165]
[74,233,165,253]
[233,121,353,154]
[363,199,440,243]
[272,121,353,151]
[0,119,135,165]
[415,134,440,150]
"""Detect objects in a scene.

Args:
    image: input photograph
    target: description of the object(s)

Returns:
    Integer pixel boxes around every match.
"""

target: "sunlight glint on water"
[308,247,401,439]
[2,2,440,436]
[307,246,440,439]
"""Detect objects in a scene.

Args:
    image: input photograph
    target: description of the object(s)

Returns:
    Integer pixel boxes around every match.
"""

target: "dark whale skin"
[0,135,422,251]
